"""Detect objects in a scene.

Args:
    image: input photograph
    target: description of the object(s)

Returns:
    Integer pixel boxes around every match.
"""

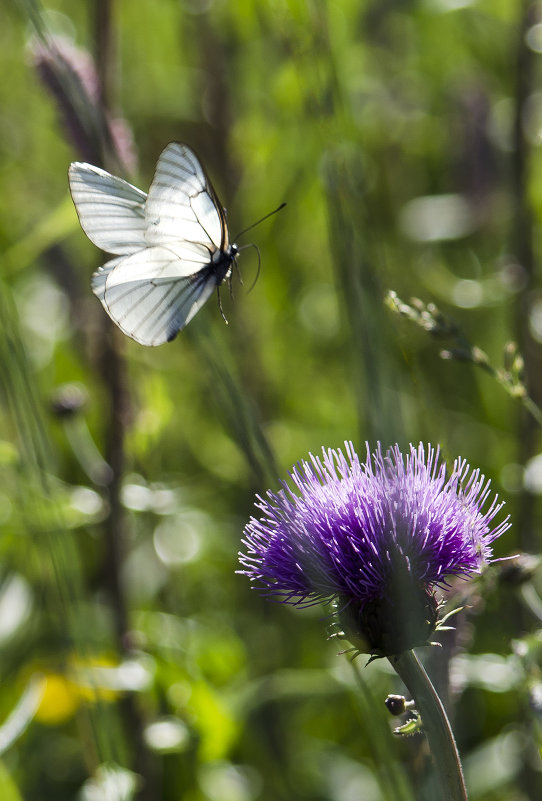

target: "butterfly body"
[69,142,237,346]
[211,241,238,278]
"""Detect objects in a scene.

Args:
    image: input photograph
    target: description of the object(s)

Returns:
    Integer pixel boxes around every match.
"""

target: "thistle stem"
[390,650,468,801]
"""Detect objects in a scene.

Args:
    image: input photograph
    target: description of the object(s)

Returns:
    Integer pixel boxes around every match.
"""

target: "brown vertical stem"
[92,3,155,797]
[94,0,114,110]
[510,9,542,801]
[513,2,541,551]
[99,331,130,649]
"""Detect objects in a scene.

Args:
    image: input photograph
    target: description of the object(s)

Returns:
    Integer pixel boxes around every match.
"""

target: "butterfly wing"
[68,163,148,255]
[71,143,233,346]
[92,242,219,346]
[144,142,228,251]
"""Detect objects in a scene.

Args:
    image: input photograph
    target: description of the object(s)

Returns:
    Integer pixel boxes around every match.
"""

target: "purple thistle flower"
[239,442,510,656]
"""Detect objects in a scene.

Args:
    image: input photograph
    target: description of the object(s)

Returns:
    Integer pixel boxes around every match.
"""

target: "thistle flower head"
[239,442,510,656]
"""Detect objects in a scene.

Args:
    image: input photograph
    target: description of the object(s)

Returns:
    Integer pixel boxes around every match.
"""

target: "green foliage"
[1,0,542,799]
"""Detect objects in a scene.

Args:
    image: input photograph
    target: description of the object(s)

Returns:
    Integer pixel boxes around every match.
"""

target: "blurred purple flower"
[239,442,510,655]
[29,34,136,171]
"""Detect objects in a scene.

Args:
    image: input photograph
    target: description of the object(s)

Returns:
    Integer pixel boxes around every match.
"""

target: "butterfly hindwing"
[92,245,219,346]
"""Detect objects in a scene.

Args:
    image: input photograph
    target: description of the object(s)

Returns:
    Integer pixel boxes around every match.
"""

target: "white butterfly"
[69,142,239,346]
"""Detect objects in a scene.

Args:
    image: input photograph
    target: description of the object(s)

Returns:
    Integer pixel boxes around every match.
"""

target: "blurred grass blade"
[3,196,78,278]
[323,150,402,443]
[190,326,279,487]
[0,676,45,756]
[0,280,119,765]
[350,661,417,801]
[0,760,24,801]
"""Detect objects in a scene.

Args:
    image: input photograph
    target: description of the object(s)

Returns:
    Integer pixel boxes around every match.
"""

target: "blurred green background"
[1,0,542,799]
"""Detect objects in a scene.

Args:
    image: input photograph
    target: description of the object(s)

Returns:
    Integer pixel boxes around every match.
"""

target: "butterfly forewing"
[68,164,148,255]
[145,143,225,250]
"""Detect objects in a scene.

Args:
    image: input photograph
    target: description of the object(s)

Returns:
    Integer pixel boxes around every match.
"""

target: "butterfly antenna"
[237,242,261,293]
[234,202,286,240]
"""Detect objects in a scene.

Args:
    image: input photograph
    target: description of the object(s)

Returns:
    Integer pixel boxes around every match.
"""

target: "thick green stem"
[390,650,468,801]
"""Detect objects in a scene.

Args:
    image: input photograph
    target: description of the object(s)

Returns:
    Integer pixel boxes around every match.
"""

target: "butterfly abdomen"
[212,243,238,285]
